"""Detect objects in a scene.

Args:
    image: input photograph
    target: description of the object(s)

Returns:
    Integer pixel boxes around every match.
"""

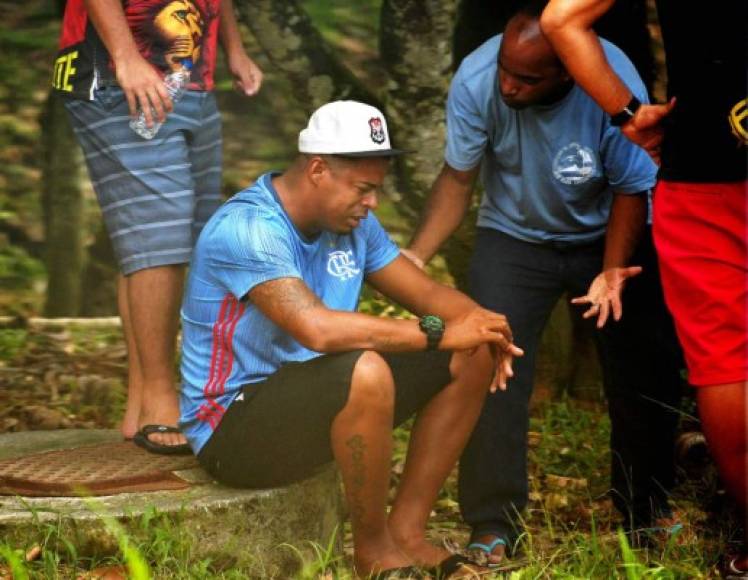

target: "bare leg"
[697,381,748,568]
[128,265,186,447]
[330,351,412,577]
[118,274,142,439]
[388,345,494,567]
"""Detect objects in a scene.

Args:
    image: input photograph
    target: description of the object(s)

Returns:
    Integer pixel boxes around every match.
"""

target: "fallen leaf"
[528,431,542,447]
[24,544,41,561]
[435,497,460,511]
[545,474,588,490]
[544,493,569,509]
[77,564,127,580]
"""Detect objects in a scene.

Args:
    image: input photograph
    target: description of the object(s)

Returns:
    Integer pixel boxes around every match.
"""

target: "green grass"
[0,325,731,579]
[0,328,28,361]
[0,394,727,578]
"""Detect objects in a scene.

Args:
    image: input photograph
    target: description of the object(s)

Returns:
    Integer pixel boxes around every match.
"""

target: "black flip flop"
[368,566,423,579]
[133,424,193,455]
[427,554,485,579]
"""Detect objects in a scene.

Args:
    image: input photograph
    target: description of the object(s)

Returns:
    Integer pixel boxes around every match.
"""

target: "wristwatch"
[610,95,641,127]
[419,315,445,351]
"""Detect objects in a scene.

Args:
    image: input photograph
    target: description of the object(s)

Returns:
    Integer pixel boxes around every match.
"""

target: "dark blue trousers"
[458,227,684,542]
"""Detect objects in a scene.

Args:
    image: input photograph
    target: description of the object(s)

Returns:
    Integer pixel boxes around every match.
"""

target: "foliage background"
[0,1,739,577]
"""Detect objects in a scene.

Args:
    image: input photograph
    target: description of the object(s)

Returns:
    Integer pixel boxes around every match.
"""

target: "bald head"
[505,13,559,66]
[498,11,571,109]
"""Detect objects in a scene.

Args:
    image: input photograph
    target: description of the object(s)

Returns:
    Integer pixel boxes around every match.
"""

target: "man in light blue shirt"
[407,0,683,563]
[179,101,524,578]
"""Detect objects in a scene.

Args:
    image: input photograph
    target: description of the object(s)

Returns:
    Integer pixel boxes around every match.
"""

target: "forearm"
[540,0,632,114]
[603,193,647,269]
[408,164,477,263]
[83,0,140,66]
[407,275,480,323]
[219,0,247,60]
[314,284,484,351]
[250,277,428,353]
[308,310,428,353]
[250,276,518,362]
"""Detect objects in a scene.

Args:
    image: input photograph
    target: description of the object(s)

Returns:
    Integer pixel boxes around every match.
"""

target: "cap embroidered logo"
[369,117,386,144]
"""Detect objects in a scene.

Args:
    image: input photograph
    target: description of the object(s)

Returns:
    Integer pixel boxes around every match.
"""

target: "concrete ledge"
[0,430,345,577]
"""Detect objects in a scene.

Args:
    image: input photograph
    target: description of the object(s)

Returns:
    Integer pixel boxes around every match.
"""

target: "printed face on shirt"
[153,0,205,70]
[316,157,389,235]
[497,15,571,110]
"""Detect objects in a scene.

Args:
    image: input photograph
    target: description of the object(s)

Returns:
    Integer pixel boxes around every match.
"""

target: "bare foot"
[722,554,748,579]
[137,385,186,447]
[354,541,414,579]
[120,406,140,440]
[121,373,143,440]
[733,554,748,571]
[390,530,488,578]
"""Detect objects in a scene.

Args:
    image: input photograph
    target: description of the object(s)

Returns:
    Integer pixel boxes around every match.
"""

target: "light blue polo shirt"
[179,172,400,453]
[446,36,657,243]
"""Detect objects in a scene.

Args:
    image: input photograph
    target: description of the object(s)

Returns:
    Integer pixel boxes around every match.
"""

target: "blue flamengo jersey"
[179,172,400,453]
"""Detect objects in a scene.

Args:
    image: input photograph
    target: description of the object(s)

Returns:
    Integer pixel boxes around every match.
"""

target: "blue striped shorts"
[65,86,223,275]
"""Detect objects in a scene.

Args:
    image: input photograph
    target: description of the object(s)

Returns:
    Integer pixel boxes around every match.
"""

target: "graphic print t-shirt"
[53,0,220,99]
[179,173,401,453]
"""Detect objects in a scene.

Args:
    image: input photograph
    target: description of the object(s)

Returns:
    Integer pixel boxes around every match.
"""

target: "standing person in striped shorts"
[52,0,263,454]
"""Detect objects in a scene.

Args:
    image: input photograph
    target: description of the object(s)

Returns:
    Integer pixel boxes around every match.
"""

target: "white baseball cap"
[298,100,405,157]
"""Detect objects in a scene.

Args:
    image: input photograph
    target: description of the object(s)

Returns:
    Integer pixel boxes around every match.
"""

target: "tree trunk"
[233,0,380,113]
[41,91,84,317]
[379,0,478,286]
[79,223,118,316]
[452,0,519,67]
[379,0,457,220]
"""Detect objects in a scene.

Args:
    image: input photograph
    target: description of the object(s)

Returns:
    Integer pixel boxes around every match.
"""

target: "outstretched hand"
[441,307,524,392]
[622,98,676,165]
[571,266,642,328]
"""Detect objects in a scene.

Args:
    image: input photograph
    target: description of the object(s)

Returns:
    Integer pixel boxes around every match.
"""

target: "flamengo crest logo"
[369,117,386,144]
[327,250,361,280]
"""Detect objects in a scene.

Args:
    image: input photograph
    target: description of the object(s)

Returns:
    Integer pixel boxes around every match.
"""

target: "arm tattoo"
[249,278,323,324]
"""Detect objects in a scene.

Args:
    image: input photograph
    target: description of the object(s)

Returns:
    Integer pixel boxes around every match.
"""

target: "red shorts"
[653,180,747,386]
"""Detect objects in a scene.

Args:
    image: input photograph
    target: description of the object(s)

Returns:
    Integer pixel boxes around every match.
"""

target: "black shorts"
[197,350,453,489]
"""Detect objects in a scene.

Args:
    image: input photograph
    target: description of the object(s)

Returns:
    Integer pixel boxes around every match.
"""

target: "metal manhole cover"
[0,441,198,496]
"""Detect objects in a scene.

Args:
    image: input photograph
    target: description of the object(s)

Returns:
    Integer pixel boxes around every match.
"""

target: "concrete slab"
[0,430,345,577]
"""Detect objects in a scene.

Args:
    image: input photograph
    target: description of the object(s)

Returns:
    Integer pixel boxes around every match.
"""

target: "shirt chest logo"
[553,142,597,185]
[327,250,361,280]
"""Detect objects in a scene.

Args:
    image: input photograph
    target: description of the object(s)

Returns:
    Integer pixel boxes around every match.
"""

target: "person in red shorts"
[540,0,747,576]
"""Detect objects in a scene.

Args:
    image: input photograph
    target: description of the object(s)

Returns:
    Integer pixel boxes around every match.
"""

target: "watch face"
[421,315,444,332]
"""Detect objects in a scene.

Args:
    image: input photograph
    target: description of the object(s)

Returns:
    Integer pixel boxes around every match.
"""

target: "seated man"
[178,100,523,579]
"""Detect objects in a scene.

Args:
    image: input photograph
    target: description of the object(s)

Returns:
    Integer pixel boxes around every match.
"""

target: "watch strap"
[610,95,641,127]
[419,315,445,351]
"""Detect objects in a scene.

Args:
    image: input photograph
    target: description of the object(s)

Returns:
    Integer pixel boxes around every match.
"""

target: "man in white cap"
[178,100,523,578]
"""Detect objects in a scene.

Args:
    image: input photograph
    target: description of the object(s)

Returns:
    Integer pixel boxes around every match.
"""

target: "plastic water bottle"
[130,60,192,139]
